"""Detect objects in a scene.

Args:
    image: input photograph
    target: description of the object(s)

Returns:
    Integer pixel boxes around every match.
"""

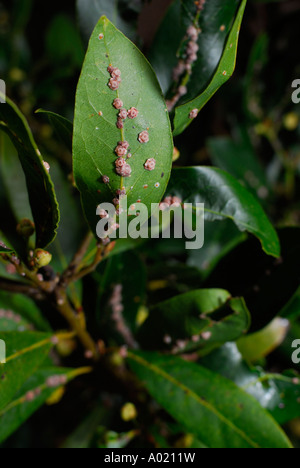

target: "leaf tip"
[99,15,109,25]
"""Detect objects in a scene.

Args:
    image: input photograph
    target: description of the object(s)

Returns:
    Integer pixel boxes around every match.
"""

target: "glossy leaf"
[73,16,173,235]
[281,286,300,321]
[0,244,13,254]
[36,109,73,153]
[150,0,241,97]
[0,132,32,221]
[208,130,270,200]
[98,429,138,449]
[0,96,59,248]
[0,292,51,332]
[138,290,250,352]
[0,312,32,332]
[128,351,292,448]
[167,167,280,258]
[96,251,146,340]
[187,220,246,279]
[0,332,54,411]
[173,0,247,136]
[62,406,108,448]
[0,367,91,444]
[203,343,300,425]
[81,237,144,271]
[46,158,85,274]
[0,151,28,259]
[237,318,289,363]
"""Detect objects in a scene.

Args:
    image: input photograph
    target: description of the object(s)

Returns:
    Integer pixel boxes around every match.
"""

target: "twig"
[0,279,42,299]
[60,232,94,286]
[0,235,101,360]
[54,287,99,360]
[67,243,104,283]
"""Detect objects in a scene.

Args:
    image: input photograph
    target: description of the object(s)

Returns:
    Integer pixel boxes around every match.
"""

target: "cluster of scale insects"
[97,32,164,244]
[166,0,207,118]
[24,374,68,403]
[101,60,155,192]
[0,309,31,331]
[109,284,137,349]
[164,330,212,354]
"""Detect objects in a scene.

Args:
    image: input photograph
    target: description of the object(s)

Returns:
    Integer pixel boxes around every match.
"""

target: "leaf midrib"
[6,337,51,363]
[0,367,91,417]
[128,352,260,448]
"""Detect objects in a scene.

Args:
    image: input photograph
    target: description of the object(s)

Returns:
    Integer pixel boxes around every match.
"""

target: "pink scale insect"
[115,158,126,169]
[113,98,123,109]
[118,109,128,120]
[118,141,129,150]
[138,131,149,144]
[108,78,120,91]
[189,109,198,119]
[116,164,132,178]
[116,188,126,197]
[115,145,127,157]
[144,158,156,171]
[116,118,124,129]
[127,107,139,119]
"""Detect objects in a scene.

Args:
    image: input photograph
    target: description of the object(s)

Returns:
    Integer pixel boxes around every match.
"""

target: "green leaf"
[73,16,173,235]
[247,371,300,426]
[0,243,13,254]
[0,132,32,221]
[167,167,280,258]
[207,130,270,200]
[96,251,146,339]
[0,312,32,332]
[243,33,269,120]
[203,343,300,425]
[62,406,108,448]
[150,0,241,96]
[138,290,251,353]
[0,367,90,444]
[128,351,292,448]
[0,292,51,332]
[0,96,60,248]
[0,151,28,259]
[0,332,54,411]
[146,261,203,296]
[187,220,246,279]
[281,286,300,321]
[36,109,73,153]
[237,318,289,363]
[46,158,85,274]
[173,0,247,136]
[98,429,138,449]
[82,236,145,271]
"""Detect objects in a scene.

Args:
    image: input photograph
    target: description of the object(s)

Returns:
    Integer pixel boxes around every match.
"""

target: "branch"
[58,241,104,287]
[60,232,94,286]
[68,244,104,283]
[0,278,43,299]
[54,287,99,360]
[0,235,101,360]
